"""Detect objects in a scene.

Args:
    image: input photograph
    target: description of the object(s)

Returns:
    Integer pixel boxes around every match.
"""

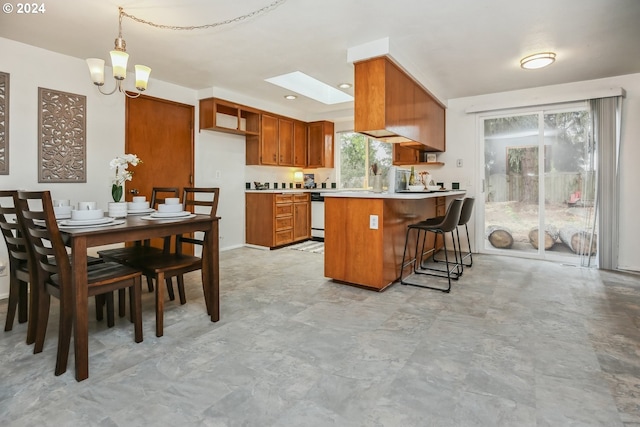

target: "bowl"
[71,208,104,221]
[128,201,150,210]
[164,197,180,205]
[426,185,441,191]
[53,205,72,217]
[132,196,146,203]
[407,185,425,192]
[158,203,183,213]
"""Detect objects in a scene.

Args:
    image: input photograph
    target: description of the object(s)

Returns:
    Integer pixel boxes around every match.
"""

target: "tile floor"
[0,247,639,426]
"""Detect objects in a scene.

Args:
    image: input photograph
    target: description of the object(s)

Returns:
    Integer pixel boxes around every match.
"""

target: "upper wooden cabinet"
[392,145,446,166]
[293,120,308,168]
[247,114,295,166]
[199,98,260,135]
[307,121,334,168]
[354,56,446,152]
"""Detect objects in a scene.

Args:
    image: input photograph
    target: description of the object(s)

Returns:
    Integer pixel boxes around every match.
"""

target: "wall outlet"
[369,215,379,230]
[215,170,221,179]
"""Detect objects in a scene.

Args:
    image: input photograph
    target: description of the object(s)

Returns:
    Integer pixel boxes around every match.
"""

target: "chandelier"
[85,2,288,98]
[85,7,151,98]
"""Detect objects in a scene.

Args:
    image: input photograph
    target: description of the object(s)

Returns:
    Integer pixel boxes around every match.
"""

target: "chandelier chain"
[120,0,288,31]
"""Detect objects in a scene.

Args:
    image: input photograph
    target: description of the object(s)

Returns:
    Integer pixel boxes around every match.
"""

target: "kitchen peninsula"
[323,190,466,291]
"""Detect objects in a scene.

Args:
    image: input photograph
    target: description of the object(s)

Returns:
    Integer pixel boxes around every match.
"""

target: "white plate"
[127,208,155,215]
[58,219,125,229]
[55,213,72,219]
[141,214,196,221]
[150,211,192,218]
[59,217,114,226]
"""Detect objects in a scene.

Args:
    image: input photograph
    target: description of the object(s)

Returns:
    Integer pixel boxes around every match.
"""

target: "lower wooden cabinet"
[246,192,310,248]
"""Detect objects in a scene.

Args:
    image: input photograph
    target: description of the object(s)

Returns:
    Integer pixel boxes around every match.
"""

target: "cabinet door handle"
[273,154,276,161]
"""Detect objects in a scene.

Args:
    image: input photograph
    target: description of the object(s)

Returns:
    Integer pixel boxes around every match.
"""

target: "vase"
[108,202,127,218]
[372,175,383,193]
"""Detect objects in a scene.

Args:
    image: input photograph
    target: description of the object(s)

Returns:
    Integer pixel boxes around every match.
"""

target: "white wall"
[445,73,640,272]
[0,37,249,298]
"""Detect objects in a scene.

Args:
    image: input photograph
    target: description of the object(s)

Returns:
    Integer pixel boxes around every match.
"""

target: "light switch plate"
[456,159,463,167]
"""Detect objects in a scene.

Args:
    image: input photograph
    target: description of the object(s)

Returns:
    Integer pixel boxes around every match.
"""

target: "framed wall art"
[38,87,86,183]
[0,71,9,175]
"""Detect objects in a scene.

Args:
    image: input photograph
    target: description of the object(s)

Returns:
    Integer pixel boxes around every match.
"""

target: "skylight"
[265,71,353,105]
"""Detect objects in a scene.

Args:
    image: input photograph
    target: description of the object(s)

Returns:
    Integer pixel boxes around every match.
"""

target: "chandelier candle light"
[86,7,151,98]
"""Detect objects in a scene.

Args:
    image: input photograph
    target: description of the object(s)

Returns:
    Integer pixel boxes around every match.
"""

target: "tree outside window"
[338,132,392,189]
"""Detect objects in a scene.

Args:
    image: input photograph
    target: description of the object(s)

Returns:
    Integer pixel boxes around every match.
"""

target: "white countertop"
[245,188,342,194]
[320,190,467,199]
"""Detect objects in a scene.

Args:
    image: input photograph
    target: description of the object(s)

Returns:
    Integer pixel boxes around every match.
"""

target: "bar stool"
[432,197,474,276]
[400,198,464,292]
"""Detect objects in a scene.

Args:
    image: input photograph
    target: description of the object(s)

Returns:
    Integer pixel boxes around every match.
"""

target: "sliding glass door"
[481,104,597,265]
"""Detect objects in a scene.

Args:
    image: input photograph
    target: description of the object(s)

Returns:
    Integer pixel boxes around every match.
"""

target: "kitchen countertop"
[245,188,344,194]
[320,190,466,199]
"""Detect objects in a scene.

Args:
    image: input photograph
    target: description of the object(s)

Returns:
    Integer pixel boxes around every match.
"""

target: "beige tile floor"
[0,247,639,426]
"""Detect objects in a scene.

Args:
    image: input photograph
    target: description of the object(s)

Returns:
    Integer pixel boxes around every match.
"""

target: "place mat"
[58,219,125,229]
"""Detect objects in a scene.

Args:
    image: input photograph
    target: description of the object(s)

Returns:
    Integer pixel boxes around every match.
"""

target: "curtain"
[589,96,622,270]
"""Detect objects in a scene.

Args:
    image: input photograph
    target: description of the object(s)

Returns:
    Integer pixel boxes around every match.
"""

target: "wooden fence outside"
[487,172,595,204]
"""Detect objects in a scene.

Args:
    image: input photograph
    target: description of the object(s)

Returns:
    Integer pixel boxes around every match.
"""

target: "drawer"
[275,194,293,203]
[293,193,309,203]
[275,216,293,231]
[275,229,293,246]
[275,203,293,217]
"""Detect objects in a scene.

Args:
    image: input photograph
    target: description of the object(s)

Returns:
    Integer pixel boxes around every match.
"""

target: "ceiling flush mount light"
[284,95,297,100]
[520,52,556,70]
[86,7,151,98]
[338,83,352,89]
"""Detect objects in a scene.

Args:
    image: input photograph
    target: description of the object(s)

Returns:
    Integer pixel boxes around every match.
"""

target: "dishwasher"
[310,192,324,240]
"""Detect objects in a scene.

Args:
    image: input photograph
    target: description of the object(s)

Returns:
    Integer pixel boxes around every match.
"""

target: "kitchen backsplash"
[245,166,336,190]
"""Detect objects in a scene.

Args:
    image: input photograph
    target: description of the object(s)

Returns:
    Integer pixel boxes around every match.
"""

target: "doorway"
[480,105,597,265]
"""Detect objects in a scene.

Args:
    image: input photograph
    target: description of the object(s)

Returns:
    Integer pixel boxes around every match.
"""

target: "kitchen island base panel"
[324,196,442,291]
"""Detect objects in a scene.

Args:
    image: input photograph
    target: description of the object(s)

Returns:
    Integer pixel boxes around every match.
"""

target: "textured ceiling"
[2,0,639,118]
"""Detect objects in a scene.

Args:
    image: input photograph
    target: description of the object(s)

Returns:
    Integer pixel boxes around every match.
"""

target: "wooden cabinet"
[278,117,294,166]
[259,114,279,165]
[293,193,310,241]
[392,145,446,166]
[354,56,445,152]
[293,120,308,167]
[307,121,334,168]
[246,192,310,248]
[247,114,295,166]
[199,98,260,135]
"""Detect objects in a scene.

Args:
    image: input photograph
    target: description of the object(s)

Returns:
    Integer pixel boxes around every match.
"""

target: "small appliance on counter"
[388,166,410,193]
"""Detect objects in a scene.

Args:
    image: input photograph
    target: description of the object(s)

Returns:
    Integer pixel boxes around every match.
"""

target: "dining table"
[61,214,220,381]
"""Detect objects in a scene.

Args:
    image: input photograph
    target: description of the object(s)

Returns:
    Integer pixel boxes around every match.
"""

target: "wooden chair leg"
[155,272,165,337]
[54,294,74,376]
[118,288,126,318]
[130,277,143,343]
[165,278,175,301]
[146,276,154,292]
[105,293,115,328]
[95,294,105,321]
[33,291,50,354]
[18,280,28,324]
[177,275,186,305]
[4,274,19,331]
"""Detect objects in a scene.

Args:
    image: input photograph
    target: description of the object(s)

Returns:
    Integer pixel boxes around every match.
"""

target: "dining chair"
[98,187,179,300]
[124,187,220,337]
[400,198,464,292]
[16,190,143,376]
[0,190,32,336]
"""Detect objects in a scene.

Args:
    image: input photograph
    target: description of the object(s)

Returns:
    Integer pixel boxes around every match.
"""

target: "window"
[337,131,392,189]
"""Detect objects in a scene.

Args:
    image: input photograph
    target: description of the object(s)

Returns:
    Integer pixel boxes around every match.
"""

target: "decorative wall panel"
[38,87,86,182]
[0,72,8,175]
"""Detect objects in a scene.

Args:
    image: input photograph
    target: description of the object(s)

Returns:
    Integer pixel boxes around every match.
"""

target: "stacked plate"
[58,217,121,229]
[141,211,195,221]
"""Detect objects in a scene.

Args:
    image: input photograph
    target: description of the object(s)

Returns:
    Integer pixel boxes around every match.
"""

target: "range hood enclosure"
[354,56,445,152]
